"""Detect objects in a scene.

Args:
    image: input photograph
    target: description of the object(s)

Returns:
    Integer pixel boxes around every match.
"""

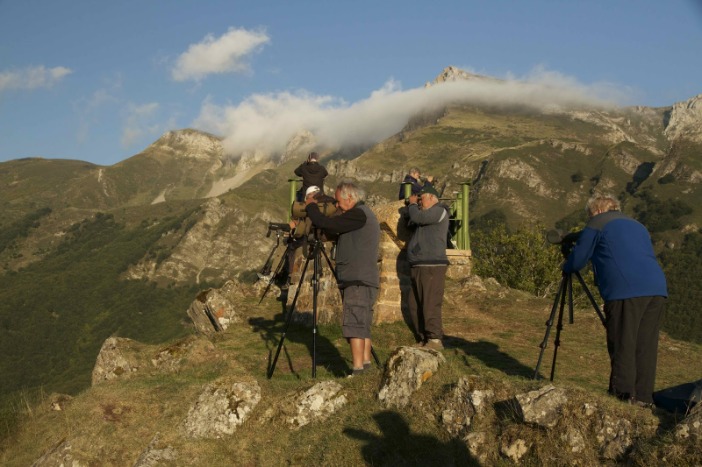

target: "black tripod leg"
[534,273,567,379]
[259,242,293,304]
[549,274,570,381]
[574,271,606,327]
[267,253,312,379]
[312,242,320,378]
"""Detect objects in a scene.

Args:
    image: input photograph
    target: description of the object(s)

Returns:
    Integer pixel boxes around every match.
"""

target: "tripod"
[533,270,606,381]
[258,234,302,305]
[267,234,380,378]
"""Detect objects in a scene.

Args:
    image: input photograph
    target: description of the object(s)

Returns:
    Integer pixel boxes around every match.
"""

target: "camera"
[546,229,582,257]
[266,222,291,237]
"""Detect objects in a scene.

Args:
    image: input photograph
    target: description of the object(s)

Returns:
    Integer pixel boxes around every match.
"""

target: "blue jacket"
[563,210,667,302]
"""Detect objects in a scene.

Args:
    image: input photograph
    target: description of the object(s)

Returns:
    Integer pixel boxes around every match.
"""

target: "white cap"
[305,186,320,197]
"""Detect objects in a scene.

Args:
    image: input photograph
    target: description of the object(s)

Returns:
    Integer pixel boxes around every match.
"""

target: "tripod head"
[546,229,582,258]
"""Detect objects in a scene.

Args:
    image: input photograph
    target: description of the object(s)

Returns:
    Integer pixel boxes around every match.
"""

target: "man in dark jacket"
[306,180,380,376]
[295,152,328,200]
[563,193,667,406]
[404,184,449,350]
[398,167,434,200]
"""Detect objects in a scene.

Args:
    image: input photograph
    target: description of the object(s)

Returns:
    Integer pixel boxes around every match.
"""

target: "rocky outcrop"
[664,94,702,142]
[186,286,242,335]
[92,335,216,385]
[515,384,568,428]
[378,346,445,408]
[182,378,262,439]
[283,381,348,429]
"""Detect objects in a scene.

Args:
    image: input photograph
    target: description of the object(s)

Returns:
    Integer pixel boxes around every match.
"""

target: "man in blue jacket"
[404,184,450,350]
[563,194,667,406]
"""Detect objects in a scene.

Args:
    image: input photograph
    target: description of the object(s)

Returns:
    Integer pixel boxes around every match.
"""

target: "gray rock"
[440,376,494,438]
[595,414,633,460]
[32,439,86,467]
[675,402,701,441]
[285,381,348,429]
[182,378,261,439]
[378,346,445,409]
[133,433,177,467]
[186,287,241,336]
[91,337,146,385]
[515,384,568,428]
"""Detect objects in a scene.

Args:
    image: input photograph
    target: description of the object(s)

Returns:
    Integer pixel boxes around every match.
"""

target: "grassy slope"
[0,204,202,399]
[1,278,698,465]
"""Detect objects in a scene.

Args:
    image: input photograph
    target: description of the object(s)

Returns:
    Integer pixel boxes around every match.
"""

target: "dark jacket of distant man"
[295,153,328,196]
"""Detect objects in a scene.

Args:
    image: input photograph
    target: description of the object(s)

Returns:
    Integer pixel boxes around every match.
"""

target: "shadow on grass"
[444,335,536,378]
[249,289,349,378]
[344,410,478,466]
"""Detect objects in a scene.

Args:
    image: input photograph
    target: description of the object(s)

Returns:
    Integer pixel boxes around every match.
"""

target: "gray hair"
[586,193,620,216]
[336,180,365,204]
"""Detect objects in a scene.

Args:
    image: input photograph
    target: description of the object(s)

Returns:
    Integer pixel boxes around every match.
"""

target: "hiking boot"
[346,368,365,378]
[629,398,655,410]
[424,339,444,351]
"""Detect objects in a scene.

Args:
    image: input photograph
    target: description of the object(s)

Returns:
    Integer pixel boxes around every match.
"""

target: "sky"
[1,0,701,166]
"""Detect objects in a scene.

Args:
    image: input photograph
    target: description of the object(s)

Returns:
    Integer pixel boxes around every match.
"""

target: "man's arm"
[407,204,445,226]
[307,203,366,236]
[294,164,304,177]
[563,227,598,273]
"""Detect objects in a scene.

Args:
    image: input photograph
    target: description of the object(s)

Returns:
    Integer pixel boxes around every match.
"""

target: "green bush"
[472,222,563,297]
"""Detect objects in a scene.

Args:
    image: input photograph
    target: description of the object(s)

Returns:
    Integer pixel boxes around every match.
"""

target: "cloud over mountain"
[193,67,631,159]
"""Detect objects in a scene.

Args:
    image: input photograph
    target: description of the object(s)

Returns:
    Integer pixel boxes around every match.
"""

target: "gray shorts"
[341,285,378,339]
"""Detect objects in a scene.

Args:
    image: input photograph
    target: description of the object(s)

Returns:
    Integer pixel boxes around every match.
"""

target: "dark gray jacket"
[306,203,380,289]
[405,203,449,266]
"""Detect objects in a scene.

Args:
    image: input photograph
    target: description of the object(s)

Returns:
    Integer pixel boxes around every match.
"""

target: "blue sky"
[1,0,701,166]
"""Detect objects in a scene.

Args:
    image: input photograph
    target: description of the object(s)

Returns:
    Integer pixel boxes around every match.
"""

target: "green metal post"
[455,191,464,249]
[402,182,412,200]
[460,181,471,252]
[288,179,300,222]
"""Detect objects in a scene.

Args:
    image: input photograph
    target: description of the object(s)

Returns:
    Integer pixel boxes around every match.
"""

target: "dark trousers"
[409,265,447,341]
[605,296,666,403]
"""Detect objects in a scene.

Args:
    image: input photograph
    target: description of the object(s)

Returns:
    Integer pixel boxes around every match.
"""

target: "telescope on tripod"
[533,229,606,381]
[262,227,380,379]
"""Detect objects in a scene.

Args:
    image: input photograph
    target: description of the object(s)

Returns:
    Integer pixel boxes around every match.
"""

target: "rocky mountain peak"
[425,66,501,87]
[147,129,224,160]
[664,94,702,143]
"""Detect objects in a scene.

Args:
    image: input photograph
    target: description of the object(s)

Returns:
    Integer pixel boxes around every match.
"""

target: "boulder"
[285,381,348,429]
[378,346,445,409]
[182,378,261,439]
[515,384,568,428]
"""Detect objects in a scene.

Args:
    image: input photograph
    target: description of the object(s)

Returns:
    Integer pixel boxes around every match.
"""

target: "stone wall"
[285,200,472,325]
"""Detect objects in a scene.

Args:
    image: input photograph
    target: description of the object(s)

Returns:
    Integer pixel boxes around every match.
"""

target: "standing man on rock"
[305,180,380,376]
[404,184,449,350]
[295,152,328,201]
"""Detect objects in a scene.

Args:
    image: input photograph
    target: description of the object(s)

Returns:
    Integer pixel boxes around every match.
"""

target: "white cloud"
[0,66,72,92]
[193,66,631,160]
[121,102,162,147]
[171,27,270,82]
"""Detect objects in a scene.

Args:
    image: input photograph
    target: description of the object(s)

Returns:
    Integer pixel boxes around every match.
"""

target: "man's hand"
[425,175,434,183]
[408,194,418,205]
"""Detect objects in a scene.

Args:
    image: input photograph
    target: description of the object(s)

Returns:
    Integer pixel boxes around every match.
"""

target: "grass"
[1,274,699,466]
